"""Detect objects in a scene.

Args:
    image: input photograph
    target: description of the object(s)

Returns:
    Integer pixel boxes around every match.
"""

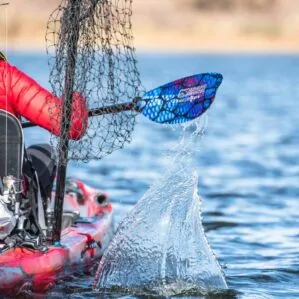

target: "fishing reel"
[0,175,22,203]
[0,176,23,240]
[0,175,23,213]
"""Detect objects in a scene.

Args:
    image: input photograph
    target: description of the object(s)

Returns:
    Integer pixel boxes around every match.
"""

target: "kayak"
[0,179,113,296]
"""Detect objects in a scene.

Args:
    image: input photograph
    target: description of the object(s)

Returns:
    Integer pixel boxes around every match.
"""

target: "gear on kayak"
[43,0,142,244]
[0,110,45,248]
[0,109,104,250]
[0,110,24,241]
[0,106,108,249]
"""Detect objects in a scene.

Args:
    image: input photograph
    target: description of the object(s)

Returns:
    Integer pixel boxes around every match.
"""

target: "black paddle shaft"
[21,100,140,129]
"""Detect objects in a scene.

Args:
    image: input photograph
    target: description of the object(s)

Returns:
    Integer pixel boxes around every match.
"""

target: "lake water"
[11,52,299,298]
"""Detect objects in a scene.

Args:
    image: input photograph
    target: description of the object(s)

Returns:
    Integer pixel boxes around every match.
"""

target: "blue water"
[11,52,299,298]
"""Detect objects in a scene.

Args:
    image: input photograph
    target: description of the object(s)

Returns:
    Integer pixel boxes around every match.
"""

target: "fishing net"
[46,0,141,164]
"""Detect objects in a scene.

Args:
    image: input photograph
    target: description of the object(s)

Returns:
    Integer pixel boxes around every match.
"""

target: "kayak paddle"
[22,72,223,128]
[136,72,222,124]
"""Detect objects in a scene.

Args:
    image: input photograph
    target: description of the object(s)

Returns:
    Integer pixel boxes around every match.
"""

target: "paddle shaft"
[22,101,139,129]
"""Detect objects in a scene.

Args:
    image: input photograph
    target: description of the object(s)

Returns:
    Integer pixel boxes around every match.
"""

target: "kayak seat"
[0,110,23,186]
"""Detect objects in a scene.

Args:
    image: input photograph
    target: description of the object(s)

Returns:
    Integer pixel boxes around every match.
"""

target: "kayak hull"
[0,181,113,296]
[0,213,112,295]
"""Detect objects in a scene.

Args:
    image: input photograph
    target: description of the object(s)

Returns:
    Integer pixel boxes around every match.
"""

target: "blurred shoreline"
[2,34,299,55]
[1,0,299,53]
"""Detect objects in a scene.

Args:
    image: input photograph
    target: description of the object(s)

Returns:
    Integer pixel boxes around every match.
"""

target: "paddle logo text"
[177,85,206,102]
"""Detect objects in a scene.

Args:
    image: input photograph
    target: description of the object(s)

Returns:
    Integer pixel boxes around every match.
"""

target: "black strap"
[23,149,46,237]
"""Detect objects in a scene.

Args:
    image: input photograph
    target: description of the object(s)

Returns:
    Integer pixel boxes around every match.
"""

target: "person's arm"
[7,63,88,140]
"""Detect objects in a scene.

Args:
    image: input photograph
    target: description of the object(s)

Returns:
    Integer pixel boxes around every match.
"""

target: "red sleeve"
[8,64,88,140]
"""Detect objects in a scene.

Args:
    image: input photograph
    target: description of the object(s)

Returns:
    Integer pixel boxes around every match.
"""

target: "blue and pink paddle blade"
[137,73,223,124]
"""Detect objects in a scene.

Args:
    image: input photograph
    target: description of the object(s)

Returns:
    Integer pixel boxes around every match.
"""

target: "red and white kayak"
[0,179,113,296]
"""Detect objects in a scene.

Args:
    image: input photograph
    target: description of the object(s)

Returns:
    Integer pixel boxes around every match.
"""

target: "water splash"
[94,115,228,296]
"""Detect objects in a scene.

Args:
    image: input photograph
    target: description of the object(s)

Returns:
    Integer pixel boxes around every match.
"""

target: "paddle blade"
[137,73,223,124]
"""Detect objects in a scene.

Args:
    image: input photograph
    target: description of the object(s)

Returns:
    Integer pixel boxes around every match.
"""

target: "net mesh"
[46,0,141,164]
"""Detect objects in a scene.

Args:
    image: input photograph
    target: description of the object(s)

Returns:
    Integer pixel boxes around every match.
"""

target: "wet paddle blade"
[137,73,223,124]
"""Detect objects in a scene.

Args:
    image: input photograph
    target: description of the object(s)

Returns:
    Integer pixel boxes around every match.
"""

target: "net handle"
[52,0,81,244]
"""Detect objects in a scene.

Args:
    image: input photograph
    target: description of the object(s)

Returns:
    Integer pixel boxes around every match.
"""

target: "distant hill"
[182,0,277,11]
[1,0,299,52]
